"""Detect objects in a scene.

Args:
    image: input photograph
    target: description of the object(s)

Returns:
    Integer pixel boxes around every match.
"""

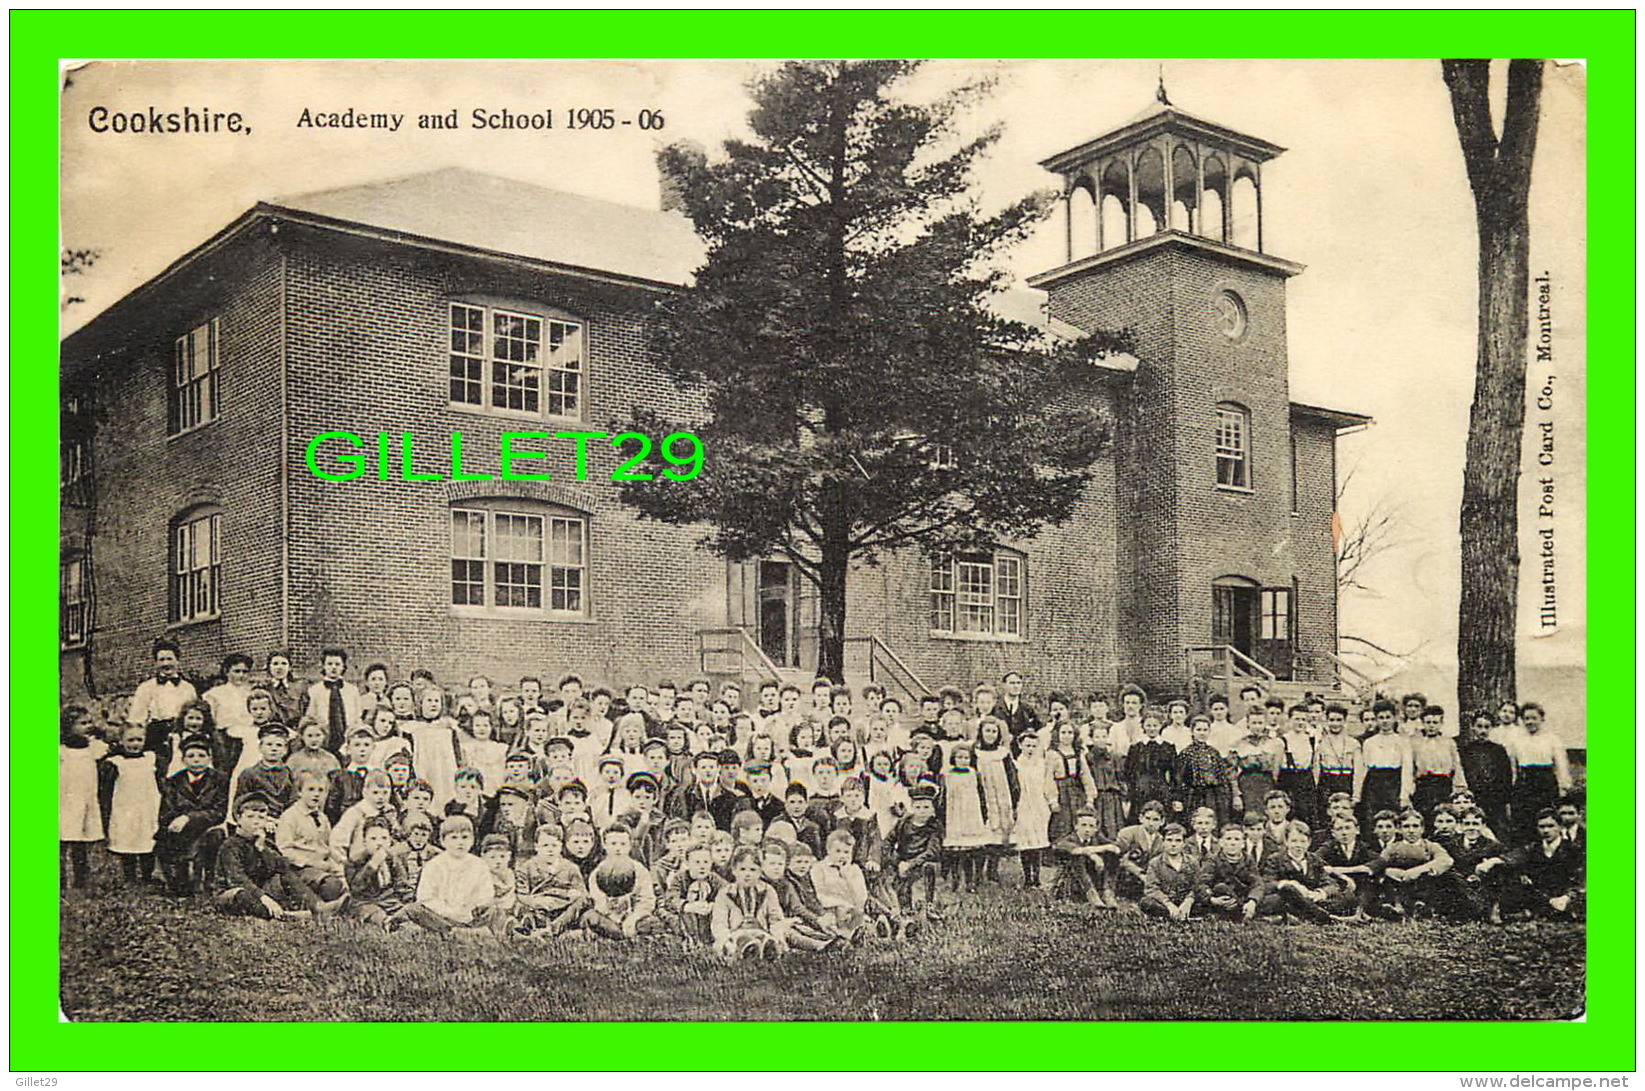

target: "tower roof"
[1039,103,1285,177]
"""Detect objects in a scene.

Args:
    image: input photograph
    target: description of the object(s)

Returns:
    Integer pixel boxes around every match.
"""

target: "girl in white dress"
[60,706,107,889]
[405,688,464,809]
[103,724,162,884]
[1010,730,1057,889]
[942,743,989,892]
[973,717,1018,885]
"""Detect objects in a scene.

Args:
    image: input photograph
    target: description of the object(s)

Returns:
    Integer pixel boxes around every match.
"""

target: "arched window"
[1170,145,1197,232]
[1201,155,1227,242]
[1099,160,1130,249]
[170,506,223,623]
[450,497,591,618]
[1068,180,1099,260]
[1230,171,1260,251]
[930,548,1026,639]
[1215,403,1252,490]
[1134,147,1165,239]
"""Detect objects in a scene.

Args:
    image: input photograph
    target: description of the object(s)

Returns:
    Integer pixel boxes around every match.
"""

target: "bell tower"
[1029,90,1316,696]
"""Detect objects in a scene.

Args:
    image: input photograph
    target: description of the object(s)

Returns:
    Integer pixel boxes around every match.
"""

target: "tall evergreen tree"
[620,61,1125,681]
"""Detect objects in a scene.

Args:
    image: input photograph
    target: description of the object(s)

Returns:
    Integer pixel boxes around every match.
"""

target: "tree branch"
[1441,60,1498,198]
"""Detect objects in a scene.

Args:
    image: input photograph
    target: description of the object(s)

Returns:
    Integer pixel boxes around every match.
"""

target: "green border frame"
[12,9,1635,1072]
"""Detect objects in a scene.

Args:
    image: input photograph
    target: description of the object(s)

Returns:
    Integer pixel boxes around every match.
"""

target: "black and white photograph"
[58,58,1586,1023]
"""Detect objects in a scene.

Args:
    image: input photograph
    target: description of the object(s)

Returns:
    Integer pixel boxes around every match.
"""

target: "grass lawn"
[60,861,1584,1022]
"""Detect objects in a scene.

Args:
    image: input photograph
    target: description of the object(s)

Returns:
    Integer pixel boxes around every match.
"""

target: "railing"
[843,634,933,705]
[696,628,785,687]
[1184,644,1276,706]
[1292,650,1377,700]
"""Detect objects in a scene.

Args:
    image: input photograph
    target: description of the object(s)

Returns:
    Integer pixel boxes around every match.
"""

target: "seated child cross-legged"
[711,846,788,961]
[215,793,345,921]
[1138,823,1197,920]
[1375,809,1453,919]
[391,814,496,937]
[581,825,665,940]
[514,822,592,938]
[1191,824,1264,921]
[661,843,726,949]
[1258,821,1346,923]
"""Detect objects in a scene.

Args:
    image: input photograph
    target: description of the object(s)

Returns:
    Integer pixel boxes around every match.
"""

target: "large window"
[1259,587,1292,641]
[170,318,221,435]
[60,556,88,648]
[930,549,1025,638]
[451,506,588,617]
[171,510,222,623]
[62,392,89,505]
[449,303,584,420]
[1215,403,1251,490]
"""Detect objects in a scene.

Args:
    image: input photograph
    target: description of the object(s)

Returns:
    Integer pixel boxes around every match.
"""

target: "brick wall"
[1044,238,1338,696]
[282,230,723,691]
[64,233,286,693]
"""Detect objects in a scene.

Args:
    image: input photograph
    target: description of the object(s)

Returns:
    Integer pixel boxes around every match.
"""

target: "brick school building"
[60,100,1368,707]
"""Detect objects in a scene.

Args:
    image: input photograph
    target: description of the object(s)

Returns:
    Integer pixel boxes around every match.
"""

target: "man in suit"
[1501,808,1585,920]
[998,671,1043,742]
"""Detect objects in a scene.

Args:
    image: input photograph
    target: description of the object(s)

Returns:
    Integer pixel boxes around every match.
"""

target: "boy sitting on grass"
[1139,822,1196,921]
[1053,809,1119,909]
[346,817,403,929]
[514,823,590,939]
[1192,824,1263,921]
[711,846,788,961]
[661,843,725,949]
[479,834,518,934]
[582,825,664,940]
[216,793,346,921]
[391,814,495,937]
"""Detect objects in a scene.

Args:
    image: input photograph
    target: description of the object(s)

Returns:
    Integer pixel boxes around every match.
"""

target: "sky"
[60,59,1588,731]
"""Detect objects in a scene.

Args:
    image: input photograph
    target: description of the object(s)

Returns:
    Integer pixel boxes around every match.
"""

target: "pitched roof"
[269,167,705,287]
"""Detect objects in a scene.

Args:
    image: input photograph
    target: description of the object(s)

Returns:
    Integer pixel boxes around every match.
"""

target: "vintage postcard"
[57,57,1586,1024]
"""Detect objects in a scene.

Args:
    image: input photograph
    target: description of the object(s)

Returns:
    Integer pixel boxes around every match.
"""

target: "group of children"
[60,640,1587,962]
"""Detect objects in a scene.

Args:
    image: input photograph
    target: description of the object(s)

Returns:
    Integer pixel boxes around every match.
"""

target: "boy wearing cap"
[490,784,539,858]
[886,783,945,919]
[156,734,230,895]
[620,771,665,863]
[391,814,495,936]
[216,793,345,920]
[515,823,591,938]
[235,724,297,817]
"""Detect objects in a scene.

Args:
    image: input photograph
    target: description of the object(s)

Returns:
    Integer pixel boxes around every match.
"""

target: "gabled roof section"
[1039,105,1285,176]
[269,167,705,287]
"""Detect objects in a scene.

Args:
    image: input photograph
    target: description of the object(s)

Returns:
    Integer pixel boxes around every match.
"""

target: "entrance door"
[1212,580,1260,664]
[1254,586,1295,680]
[757,561,796,668]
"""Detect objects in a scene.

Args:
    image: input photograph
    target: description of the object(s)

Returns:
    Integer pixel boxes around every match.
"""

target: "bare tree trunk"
[1443,59,1542,714]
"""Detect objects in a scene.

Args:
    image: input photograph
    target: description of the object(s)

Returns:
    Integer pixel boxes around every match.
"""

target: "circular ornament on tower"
[1214,289,1248,340]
